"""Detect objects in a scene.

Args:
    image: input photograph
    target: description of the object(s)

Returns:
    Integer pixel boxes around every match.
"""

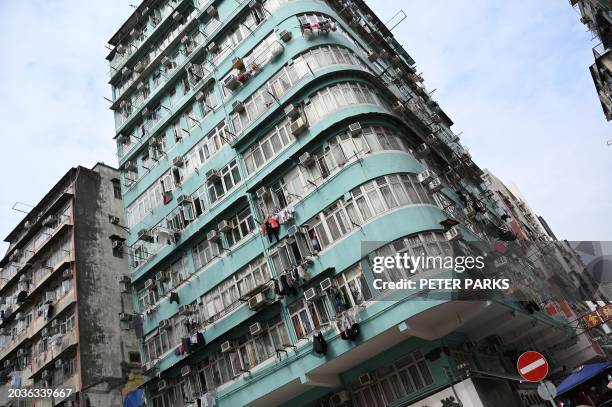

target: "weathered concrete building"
[0,164,140,407]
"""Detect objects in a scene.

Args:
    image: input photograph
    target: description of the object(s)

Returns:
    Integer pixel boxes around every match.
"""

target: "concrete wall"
[73,164,139,406]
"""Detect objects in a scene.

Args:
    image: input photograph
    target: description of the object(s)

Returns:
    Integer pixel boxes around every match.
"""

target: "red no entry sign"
[517,351,549,382]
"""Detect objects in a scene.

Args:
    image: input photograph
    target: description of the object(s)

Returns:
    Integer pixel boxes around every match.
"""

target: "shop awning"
[556,361,612,395]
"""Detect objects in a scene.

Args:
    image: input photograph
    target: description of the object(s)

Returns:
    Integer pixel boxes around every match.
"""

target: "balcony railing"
[30,330,77,376]
[112,4,199,102]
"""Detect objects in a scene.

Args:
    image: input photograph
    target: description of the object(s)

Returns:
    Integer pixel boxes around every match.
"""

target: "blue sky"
[0,0,610,248]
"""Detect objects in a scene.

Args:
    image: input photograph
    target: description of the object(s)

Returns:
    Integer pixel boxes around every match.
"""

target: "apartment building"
[107,0,582,405]
[482,170,609,372]
[571,0,612,121]
[0,164,140,407]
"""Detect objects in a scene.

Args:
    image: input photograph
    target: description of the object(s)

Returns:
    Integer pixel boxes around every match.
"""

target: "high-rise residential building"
[482,170,609,370]
[0,164,141,407]
[570,0,612,121]
[107,1,587,406]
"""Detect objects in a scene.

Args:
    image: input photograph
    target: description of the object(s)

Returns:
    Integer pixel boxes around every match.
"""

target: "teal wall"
[109,0,528,406]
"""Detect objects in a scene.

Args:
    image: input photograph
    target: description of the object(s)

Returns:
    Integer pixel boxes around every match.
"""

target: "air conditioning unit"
[304,287,318,302]
[425,133,440,146]
[580,16,591,25]
[41,370,49,379]
[367,51,379,62]
[284,104,300,120]
[119,313,132,323]
[16,312,24,321]
[41,328,49,338]
[299,152,314,166]
[206,5,218,18]
[249,322,264,336]
[231,100,245,114]
[181,365,192,376]
[348,123,362,136]
[207,230,220,242]
[445,226,463,242]
[206,169,221,183]
[494,256,508,268]
[463,207,476,218]
[256,186,270,200]
[358,373,372,385]
[178,305,192,316]
[217,220,233,232]
[155,271,169,282]
[320,278,332,291]
[217,341,234,356]
[54,359,62,368]
[270,42,284,59]
[145,279,155,290]
[330,390,351,406]
[143,361,155,373]
[109,215,120,225]
[17,348,26,357]
[129,28,140,38]
[417,170,436,184]
[62,269,72,280]
[119,275,130,285]
[392,101,406,114]
[248,292,271,310]
[173,11,184,22]
[207,41,219,53]
[223,74,241,91]
[159,319,171,330]
[286,225,298,236]
[172,156,184,167]
[290,116,308,136]
[134,61,145,73]
[279,29,292,43]
[45,291,55,303]
[138,229,154,243]
[195,91,206,102]
[428,178,443,192]
[112,239,123,250]
[162,56,173,68]
[177,194,192,206]
[121,67,131,77]
[415,143,430,157]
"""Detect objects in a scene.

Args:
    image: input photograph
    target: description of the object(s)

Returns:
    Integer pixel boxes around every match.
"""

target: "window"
[193,237,221,271]
[305,173,435,252]
[369,232,454,288]
[351,351,434,407]
[225,208,256,248]
[288,297,330,339]
[333,265,372,309]
[125,172,167,228]
[231,46,369,133]
[112,180,121,199]
[231,315,290,374]
[207,159,241,203]
[182,121,230,182]
[200,256,271,322]
[243,118,294,174]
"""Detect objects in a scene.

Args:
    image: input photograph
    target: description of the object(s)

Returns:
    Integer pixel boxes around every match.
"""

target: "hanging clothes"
[182,337,192,354]
[313,332,327,355]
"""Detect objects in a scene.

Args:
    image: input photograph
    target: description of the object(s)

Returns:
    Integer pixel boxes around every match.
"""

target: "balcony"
[30,330,77,377]
[28,254,74,301]
[32,374,79,407]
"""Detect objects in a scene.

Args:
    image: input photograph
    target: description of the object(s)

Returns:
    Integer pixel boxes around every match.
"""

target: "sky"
[0,0,610,250]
